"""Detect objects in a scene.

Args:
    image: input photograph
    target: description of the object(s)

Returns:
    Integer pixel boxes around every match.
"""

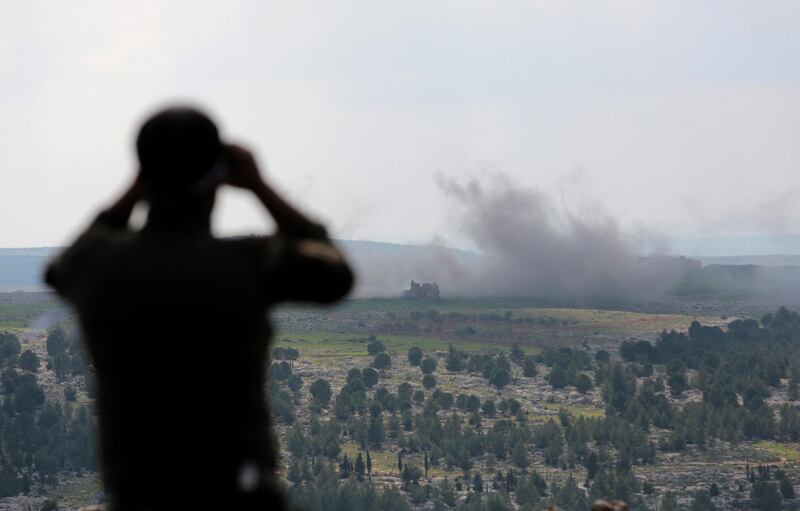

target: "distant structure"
[638,255,702,272]
[403,280,440,299]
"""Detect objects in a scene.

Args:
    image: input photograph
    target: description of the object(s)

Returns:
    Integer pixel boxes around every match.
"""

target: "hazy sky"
[2,1,799,250]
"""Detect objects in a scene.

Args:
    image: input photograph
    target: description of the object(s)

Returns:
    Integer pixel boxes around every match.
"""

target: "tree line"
[0,328,96,498]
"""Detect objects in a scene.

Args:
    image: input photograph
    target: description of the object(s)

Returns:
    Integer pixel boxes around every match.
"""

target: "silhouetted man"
[45,107,353,510]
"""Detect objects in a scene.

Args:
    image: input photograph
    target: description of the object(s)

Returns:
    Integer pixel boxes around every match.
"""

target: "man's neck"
[145,204,212,236]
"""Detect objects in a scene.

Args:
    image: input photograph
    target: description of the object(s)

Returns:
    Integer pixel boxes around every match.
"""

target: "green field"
[273,332,539,359]
[0,291,717,340]
[755,441,800,464]
[309,297,547,314]
[340,442,398,475]
[274,300,721,356]
[0,293,60,330]
[542,403,605,419]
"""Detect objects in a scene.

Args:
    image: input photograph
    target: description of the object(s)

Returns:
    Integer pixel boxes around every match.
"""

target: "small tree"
[286,423,307,458]
[421,357,437,375]
[512,443,530,470]
[347,368,363,383]
[548,367,567,389]
[436,391,454,410]
[422,373,437,389]
[516,475,540,507]
[288,457,303,485]
[339,454,352,479]
[398,382,413,401]
[505,469,517,492]
[19,350,39,373]
[362,367,379,388]
[64,386,77,402]
[373,352,392,371]
[523,355,537,377]
[52,352,70,380]
[473,472,484,494]
[45,328,66,357]
[402,464,422,490]
[408,346,423,366]
[584,450,599,479]
[466,395,481,413]
[354,452,366,481]
[511,343,525,364]
[780,478,796,499]
[368,417,384,447]
[576,374,593,394]
[439,478,457,507]
[284,347,300,366]
[668,369,689,396]
[595,350,610,363]
[310,378,332,406]
[446,343,463,372]
[287,374,303,393]
[368,340,386,355]
[489,367,511,389]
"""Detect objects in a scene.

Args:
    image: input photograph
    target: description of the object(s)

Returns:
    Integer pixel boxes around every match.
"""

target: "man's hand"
[98,175,145,229]
[125,176,145,203]
[224,142,327,239]
[223,144,265,192]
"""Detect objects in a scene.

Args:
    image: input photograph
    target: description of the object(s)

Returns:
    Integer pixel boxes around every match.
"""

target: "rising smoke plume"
[434,173,682,304]
[343,172,686,304]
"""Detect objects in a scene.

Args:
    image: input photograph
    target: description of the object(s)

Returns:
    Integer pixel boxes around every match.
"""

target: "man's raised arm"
[225,144,328,239]
[224,144,354,303]
[44,179,142,298]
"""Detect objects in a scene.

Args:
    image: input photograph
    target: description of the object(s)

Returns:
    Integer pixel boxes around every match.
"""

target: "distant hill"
[695,254,800,266]
[669,234,800,257]
[673,263,800,302]
[0,248,57,291]
[5,242,800,302]
[0,242,479,296]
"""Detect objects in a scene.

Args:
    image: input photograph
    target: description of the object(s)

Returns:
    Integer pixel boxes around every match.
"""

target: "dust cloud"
[344,173,687,305]
[434,174,681,304]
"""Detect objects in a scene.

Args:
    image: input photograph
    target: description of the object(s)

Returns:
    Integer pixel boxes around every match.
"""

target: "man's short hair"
[136,107,223,196]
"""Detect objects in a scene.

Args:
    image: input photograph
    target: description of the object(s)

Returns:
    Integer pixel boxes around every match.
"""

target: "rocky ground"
[2,299,798,509]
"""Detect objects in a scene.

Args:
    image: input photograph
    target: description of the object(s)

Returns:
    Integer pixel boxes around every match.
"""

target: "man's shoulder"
[45,220,135,298]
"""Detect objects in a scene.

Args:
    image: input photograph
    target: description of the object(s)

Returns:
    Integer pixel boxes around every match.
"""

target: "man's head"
[136,107,224,201]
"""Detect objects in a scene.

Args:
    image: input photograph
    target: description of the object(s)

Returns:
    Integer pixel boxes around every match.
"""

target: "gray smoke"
[435,173,681,304]
[339,173,690,303]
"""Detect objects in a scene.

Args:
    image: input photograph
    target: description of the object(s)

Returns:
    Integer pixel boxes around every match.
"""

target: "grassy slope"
[0,293,60,330]
[272,333,531,359]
